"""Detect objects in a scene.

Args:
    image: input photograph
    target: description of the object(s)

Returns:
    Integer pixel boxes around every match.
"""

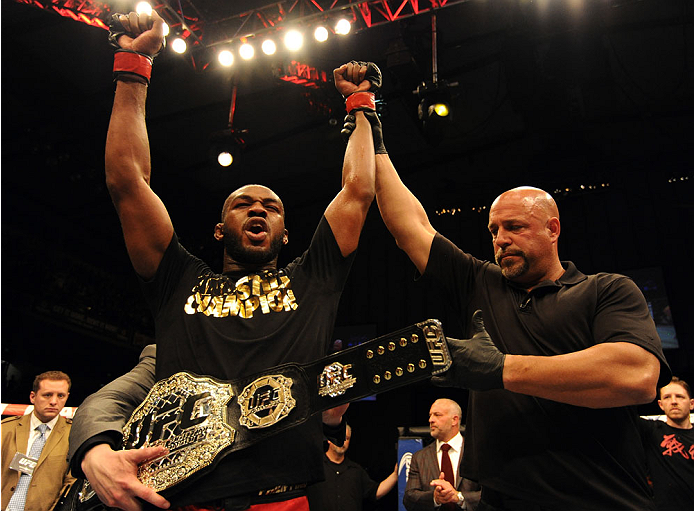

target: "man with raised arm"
[69,10,381,511]
[343,100,671,509]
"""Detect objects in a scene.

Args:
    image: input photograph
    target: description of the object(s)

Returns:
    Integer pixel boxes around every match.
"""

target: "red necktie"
[440,443,457,510]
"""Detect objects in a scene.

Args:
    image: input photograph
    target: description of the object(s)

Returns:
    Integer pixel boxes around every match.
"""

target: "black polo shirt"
[425,233,671,511]
[307,455,378,511]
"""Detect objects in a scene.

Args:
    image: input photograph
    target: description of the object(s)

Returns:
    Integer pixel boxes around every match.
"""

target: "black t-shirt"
[425,234,671,511]
[639,418,694,511]
[141,216,354,505]
[307,455,379,511]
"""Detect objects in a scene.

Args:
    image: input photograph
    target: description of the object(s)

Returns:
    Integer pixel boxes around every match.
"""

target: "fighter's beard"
[223,229,284,265]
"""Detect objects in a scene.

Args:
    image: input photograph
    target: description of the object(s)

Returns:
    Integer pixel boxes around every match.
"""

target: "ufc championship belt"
[75,319,451,506]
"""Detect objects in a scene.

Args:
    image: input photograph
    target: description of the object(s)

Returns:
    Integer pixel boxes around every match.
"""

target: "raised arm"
[375,154,436,274]
[105,11,173,280]
[324,62,376,257]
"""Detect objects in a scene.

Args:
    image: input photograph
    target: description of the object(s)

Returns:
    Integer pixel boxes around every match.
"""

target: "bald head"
[488,186,564,288]
[491,187,559,222]
[429,398,462,442]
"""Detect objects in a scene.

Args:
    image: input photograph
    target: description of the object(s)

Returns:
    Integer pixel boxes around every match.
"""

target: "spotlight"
[415,80,457,145]
[171,37,187,54]
[218,49,234,67]
[262,39,277,55]
[284,30,303,51]
[210,128,246,167]
[135,2,152,15]
[314,26,329,42]
[335,18,351,35]
[218,151,233,167]
[431,102,450,117]
[239,43,254,60]
[162,23,170,36]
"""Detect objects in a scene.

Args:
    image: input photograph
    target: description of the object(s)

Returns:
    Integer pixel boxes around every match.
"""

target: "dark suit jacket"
[1,414,76,511]
[403,440,464,511]
[67,344,156,477]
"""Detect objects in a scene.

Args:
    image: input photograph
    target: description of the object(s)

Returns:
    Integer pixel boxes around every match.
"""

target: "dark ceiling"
[2,0,693,433]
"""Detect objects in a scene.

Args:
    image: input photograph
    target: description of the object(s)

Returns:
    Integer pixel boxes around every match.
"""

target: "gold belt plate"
[121,372,235,492]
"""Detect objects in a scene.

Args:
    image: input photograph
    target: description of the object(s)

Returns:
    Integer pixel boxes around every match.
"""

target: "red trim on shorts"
[172,495,309,511]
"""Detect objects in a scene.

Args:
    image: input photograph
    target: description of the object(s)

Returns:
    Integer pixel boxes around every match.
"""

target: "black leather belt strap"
[76,319,451,505]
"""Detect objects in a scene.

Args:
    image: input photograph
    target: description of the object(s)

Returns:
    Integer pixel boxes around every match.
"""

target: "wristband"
[345,92,375,113]
[113,49,153,84]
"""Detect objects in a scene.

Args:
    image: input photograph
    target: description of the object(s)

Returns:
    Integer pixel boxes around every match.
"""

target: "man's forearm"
[375,154,435,274]
[105,81,152,194]
[503,342,661,407]
[376,468,398,499]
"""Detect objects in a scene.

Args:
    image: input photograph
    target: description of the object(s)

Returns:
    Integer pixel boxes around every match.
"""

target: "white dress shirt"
[26,412,60,452]
[436,431,463,480]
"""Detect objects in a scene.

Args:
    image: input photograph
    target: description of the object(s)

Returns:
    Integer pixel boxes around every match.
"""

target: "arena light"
[210,128,245,168]
[162,23,170,36]
[135,2,152,16]
[217,151,233,167]
[171,37,187,54]
[314,26,329,42]
[239,42,254,60]
[334,18,351,35]
[218,49,234,67]
[261,39,277,55]
[415,80,457,145]
[431,102,450,118]
[284,30,304,51]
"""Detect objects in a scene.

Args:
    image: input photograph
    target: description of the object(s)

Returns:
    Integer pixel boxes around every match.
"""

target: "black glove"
[340,111,387,154]
[431,310,505,391]
[108,13,129,49]
[108,13,164,57]
[349,60,382,92]
[340,114,356,144]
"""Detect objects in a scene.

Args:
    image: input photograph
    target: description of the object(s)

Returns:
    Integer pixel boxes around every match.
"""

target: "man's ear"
[283,229,289,245]
[29,391,36,405]
[547,217,561,241]
[214,222,225,241]
[657,398,665,413]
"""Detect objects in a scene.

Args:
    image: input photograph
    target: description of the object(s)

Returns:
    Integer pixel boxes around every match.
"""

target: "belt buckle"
[121,372,235,492]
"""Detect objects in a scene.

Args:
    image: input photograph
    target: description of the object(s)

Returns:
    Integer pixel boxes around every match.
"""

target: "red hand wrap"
[345,92,375,113]
[113,50,153,84]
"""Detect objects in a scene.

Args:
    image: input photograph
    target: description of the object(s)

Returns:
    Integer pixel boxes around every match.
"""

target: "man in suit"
[404,399,479,511]
[1,370,76,511]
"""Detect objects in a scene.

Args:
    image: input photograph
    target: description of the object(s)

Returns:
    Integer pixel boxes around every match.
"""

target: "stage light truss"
[14,0,468,51]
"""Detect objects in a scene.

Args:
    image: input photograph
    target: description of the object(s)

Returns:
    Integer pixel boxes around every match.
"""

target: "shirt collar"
[437,431,463,453]
[30,411,60,431]
[506,261,587,292]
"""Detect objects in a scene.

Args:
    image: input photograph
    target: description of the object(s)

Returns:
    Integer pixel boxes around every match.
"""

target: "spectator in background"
[308,424,397,511]
[404,399,479,511]
[1,371,75,511]
[639,376,694,510]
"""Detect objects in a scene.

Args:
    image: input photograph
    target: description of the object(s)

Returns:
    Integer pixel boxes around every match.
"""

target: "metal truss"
[14,0,468,49]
